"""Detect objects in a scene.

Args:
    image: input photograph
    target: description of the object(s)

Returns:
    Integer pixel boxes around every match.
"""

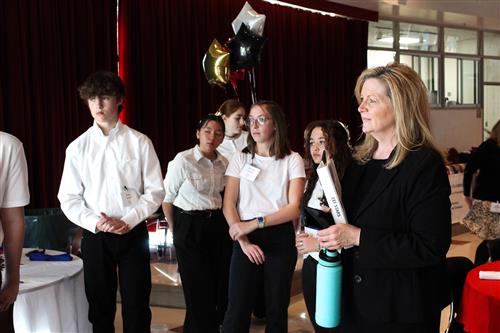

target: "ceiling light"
[377,36,420,44]
[263,0,339,18]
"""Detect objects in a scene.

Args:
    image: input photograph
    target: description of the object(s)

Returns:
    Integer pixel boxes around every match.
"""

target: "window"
[484,59,500,82]
[367,50,395,68]
[484,86,500,139]
[444,58,478,105]
[444,28,478,55]
[399,23,438,52]
[400,55,439,105]
[368,20,394,48]
[484,31,500,57]
[368,20,485,108]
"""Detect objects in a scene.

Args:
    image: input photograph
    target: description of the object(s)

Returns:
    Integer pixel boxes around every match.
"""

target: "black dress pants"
[222,222,297,333]
[302,255,338,333]
[173,208,231,333]
[81,222,151,333]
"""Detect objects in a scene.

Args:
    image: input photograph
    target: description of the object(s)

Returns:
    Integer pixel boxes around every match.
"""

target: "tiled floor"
[114,224,482,333]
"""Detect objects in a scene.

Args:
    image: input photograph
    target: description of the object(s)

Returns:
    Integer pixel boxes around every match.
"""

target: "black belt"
[178,208,220,219]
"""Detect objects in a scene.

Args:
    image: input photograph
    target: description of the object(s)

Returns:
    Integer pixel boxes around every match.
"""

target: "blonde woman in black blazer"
[317,63,451,333]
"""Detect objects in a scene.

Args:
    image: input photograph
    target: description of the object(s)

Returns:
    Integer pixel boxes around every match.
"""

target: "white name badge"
[491,202,500,213]
[240,163,261,182]
[121,187,134,207]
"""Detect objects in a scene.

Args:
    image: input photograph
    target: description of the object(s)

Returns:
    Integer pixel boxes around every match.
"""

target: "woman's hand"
[239,238,265,265]
[317,224,361,250]
[320,206,331,213]
[229,221,255,240]
[296,233,319,254]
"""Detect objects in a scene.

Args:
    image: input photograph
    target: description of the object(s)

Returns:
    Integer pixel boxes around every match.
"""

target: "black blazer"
[341,147,451,323]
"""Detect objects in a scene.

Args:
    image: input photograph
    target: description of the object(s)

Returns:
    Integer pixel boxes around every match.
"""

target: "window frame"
[368,20,488,109]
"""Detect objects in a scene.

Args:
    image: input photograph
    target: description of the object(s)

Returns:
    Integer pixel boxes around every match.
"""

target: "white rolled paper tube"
[479,271,500,280]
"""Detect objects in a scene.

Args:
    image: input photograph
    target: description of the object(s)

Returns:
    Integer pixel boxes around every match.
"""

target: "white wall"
[430,108,483,152]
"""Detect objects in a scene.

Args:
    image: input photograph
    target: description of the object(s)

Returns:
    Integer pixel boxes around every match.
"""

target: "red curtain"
[118,0,368,172]
[0,0,367,208]
[0,0,117,208]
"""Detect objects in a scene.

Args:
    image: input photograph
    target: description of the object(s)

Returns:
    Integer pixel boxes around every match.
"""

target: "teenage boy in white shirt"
[0,131,30,333]
[58,71,165,333]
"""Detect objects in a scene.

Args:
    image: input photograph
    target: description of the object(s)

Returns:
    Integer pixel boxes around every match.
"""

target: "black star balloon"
[226,23,265,70]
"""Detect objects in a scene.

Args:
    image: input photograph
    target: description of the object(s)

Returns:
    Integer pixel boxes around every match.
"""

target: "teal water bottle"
[315,249,342,328]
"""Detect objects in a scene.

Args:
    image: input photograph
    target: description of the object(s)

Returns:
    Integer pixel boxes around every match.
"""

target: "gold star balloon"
[202,39,230,88]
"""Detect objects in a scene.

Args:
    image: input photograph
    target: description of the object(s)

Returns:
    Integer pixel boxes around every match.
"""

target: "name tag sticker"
[121,187,134,207]
[491,202,500,213]
[240,163,260,182]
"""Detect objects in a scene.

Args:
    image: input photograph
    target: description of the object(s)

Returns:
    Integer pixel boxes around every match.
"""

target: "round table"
[13,249,92,333]
[457,261,500,333]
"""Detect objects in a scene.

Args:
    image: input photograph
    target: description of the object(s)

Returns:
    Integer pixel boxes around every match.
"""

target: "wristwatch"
[257,216,265,229]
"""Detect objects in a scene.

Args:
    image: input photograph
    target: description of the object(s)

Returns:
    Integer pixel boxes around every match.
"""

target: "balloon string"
[232,83,239,100]
[249,67,257,104]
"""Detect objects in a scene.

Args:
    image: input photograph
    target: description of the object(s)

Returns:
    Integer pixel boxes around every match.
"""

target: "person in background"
[216,99,248,162]
[318,63,451,333]
[222,100,305,333]
[162,114,228,333]
[463,118,500,264]
[0,132,30,333]
[58,70,165,333]
[296,120,351,332]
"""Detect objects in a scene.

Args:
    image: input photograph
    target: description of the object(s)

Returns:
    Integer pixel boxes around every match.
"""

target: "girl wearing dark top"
[317,63,451,333]
[295,120,351,332]
[463,119,500,264]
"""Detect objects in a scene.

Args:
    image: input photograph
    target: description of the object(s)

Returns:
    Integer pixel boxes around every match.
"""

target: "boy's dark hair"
[78,70,125,101]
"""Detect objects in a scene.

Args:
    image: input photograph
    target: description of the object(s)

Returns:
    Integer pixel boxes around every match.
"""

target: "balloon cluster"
[202,2,266,102]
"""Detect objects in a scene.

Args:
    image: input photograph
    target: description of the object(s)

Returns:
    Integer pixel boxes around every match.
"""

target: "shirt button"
[354,251,360,259]
[354,275,362,284]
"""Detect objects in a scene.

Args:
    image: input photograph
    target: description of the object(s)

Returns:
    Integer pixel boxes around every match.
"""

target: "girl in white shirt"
[216,99,249,162]
[222,101,305,333]
[162,114,229,333]
[295,120,352,333]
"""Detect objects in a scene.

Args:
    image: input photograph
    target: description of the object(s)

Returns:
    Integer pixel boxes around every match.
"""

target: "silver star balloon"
[232,2,266,36]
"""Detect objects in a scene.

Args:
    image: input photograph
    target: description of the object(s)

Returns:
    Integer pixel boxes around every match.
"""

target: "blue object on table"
[27,250,72,261]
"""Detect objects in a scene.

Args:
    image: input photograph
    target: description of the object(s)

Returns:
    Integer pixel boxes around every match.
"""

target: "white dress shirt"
[216,131,248,162]
[58,121,165,233]
[163,145,228,211]
[0,132,30,243]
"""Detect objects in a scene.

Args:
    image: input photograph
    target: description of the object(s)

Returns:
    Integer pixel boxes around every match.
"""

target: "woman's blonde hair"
[353,63,439,169]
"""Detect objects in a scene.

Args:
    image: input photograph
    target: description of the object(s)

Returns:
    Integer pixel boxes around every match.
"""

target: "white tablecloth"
[13,249,91,333]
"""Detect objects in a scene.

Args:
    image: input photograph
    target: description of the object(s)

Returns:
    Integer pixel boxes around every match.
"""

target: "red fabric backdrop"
[0,0,117,208]
[118,0,368,174]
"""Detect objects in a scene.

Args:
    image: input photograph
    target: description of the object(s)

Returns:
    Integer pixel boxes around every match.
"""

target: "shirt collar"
[92,120,123,137]
[194,145,224,163]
